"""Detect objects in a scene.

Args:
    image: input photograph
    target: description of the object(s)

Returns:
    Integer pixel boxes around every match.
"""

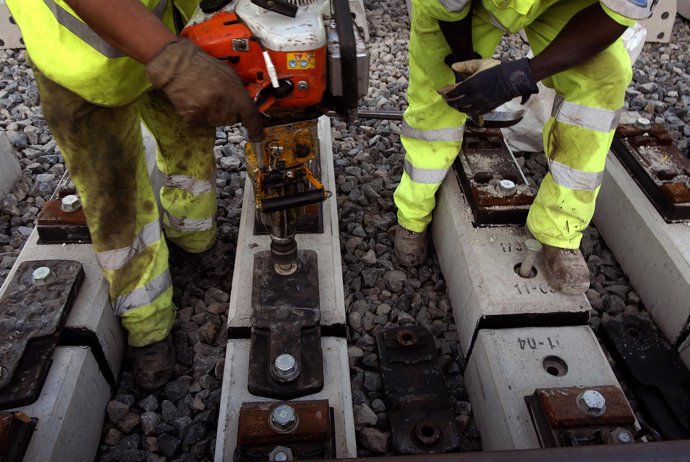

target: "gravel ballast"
[0,5,688,462]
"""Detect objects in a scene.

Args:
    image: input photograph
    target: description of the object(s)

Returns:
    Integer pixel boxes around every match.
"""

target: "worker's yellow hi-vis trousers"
[34,68,216,347]
[394,0,632,249]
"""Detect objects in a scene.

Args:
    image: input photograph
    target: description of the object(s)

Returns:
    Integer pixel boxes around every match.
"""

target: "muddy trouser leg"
[393,3,503,233]
[34,69,174,347]
[523,0,632,249]
[138,90,217,254]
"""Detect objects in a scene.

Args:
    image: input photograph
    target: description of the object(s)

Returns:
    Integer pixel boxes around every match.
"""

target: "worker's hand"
[146,39,264,141]
[438,57,539,116]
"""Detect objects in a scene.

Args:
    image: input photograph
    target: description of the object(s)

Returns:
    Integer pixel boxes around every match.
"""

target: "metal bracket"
[611,123,690,222]
[525,386,636,447]
[234,400,335,461]
[36,173,90,244]
[453,129,536,226]
[377,326,460,454]
[248,250,323,399]
[601,315,690,439]
[0,412,37,462]
[0,260,84,409]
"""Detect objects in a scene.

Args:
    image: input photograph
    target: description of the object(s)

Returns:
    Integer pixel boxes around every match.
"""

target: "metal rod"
[312,440,690,462]
[326,110,404,120]
[519,238,542,278]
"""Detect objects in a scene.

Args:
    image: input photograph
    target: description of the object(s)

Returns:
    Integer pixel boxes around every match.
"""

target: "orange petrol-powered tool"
[182,0,369,268]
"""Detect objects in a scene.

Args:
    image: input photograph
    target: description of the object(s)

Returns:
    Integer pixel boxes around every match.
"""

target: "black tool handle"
[260,190,326,212]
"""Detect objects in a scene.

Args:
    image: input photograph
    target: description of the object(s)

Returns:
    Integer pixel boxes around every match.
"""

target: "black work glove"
[438,57,539,116]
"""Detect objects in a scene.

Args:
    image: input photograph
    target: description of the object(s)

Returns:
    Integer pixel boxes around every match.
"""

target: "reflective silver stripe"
[438,0,471,11]
[113,270,172,316]
[549,159,603,191]
[404,159,449,184]
[164,175,214,195]
[401,120,465,142]
[166,212,214,232]
[552,95,622,133]
[600,0,653,20]
[42,0,167,58]
[96,220,162,271]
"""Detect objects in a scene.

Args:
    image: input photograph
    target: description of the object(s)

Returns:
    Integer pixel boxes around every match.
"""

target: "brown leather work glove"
[146,39,263,141]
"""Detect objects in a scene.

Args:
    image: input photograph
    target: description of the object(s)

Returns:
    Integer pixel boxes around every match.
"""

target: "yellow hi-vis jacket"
[7,0,199,106]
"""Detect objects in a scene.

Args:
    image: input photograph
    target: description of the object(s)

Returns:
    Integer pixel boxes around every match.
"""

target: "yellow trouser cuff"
[121,289,176,347]
[165,223,216,253]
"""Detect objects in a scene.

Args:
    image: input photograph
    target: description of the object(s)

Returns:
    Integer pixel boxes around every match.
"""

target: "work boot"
[394,225,428,267]
[131,336,175,390]
[542,244,590,295]
[168,239,232,278]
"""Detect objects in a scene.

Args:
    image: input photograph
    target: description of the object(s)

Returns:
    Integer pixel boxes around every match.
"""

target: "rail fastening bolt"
[61,194,81,212]
[615,429,633,444]
[32,266,54,285]
[635,117,652,131]
[269,446,293,461]
[497,179,517,196]
[518,238,542,278]
[577,389,607,417]
[270,404,298,433]
[273,353,300,381]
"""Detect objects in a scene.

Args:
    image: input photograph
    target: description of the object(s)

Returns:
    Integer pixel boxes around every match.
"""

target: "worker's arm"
[64,0,176,64]
[438,14,475,63]
[528,3,627,81]
[439,3,627,115]
[64,0,263,139]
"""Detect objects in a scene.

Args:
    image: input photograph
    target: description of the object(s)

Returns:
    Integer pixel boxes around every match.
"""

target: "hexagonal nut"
[269,404,298,434]
[61,194,82,212]
[268,446,293,461]
[577,389,606,416]
[612,427,634,444]
[272,353,300,382]
[496,179,517,196]
[32,266,55,285]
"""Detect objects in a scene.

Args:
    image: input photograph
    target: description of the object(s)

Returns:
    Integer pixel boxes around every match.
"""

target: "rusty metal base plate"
[612,124,690,222]
[454,129,536,226]
[36,200,90,244]
[525,386,636,448]
[234,400,335,460]
[377,326,460,454]
[0,412,37,462]
[0,260,84,410]
[248,250,323,400]
[601,315,690,439]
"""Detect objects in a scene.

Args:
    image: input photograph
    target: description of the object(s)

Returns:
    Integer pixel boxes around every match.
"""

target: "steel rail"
[311,440,690,462]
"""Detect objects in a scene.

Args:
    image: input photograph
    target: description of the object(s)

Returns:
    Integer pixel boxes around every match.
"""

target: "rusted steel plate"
[0,412,37,462]
[535,386,635,428]
[526,385,637,448]
[453,129,536,226]
[36,173,90,244]
[235,400,334,460]
[36,199,90,244]
[601,315,690,440]
[377,326,460,454]
[612,124,690,222]
[0,260,84,409]
[248,250,324,400]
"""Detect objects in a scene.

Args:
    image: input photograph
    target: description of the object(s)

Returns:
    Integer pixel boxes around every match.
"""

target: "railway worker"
[393,0,651,294]
[7,0,263,389]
